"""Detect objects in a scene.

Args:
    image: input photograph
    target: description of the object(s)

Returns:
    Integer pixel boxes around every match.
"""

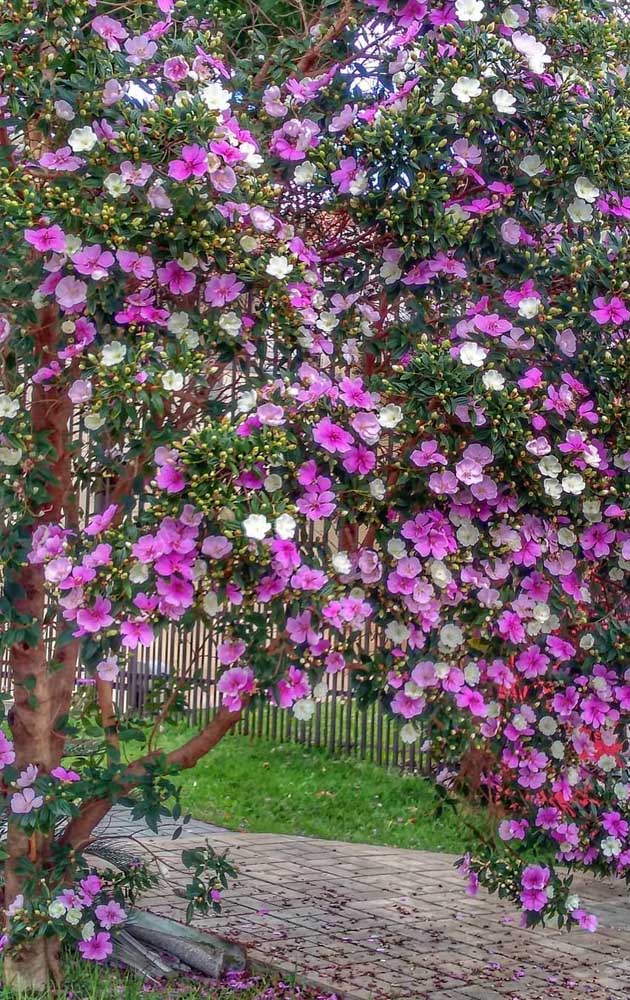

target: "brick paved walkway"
[131,831,630,1000]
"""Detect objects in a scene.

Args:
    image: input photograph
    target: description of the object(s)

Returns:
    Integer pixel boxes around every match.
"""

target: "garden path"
[127,828,630,1000]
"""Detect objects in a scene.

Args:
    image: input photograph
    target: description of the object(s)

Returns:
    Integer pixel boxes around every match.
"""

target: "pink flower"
[75,597,114,634]
[117,250,154,279]
[51,766,80,782]
[39,147,84,172]
[164,56,189,82]
[157,260,196,295]
[95,900,126,929]
[120,619,154,649]
[590,295,630,326]
[313,417,353,454]
[573,909,598,932]
[124,34,157,65]
[92,15,128,50]
[218,639,247,665]
[55,276,87,310]
[86,504,118,536]
[24,225,66,253]
[168,144,208,181]
[156,463,186,493]
[204,273,244,306]
[11,787,44,814]
[217,666,254,711]
[0,733,15,768]
[78,932,113,962]
[72,244,114,279]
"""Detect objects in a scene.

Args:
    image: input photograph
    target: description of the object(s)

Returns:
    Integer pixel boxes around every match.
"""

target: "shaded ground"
[131,831,630,1000]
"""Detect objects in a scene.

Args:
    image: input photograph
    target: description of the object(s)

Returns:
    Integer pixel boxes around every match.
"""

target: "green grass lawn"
[160,729,481,853]
[0,955,330,1000]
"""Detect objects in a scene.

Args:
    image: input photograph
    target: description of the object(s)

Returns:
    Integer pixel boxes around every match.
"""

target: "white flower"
[601,836,622,858]
[0,447,22,465]
[203,592,220,616]
[431,80,446,106]
[455,0,485,20]
[68,126,98,152]
[386,621,409,643]
[313,681,328,700]
[464,662,480,685]
[511,31,551,74]
[129,562,149,584]
[387,538,406,559]
[574,176,600,203]
[538,716,558,736]
[439,623,464,652]
[218,311,242,337]
[65,908,82,926]
[379,261,402,284]
[274,514,296,539]
[519,154,545,177]
[240,235,259,253]
[539,455,561,478]
[264,473,282,493]
[561,473,585,495]
[332,552,352,575]
[101,341,127,366]
[583,499,601,521]
[294,162,316,185]
[550,740,565,759]
[236,389,257,413]
[599,755,617,773]
[349,171,369,196]
[54,100,75,121]
[84,412,106,431]
[579,633,595,650]
[614,782,630,802]
[452,76,482,103]
[161,370,184,392]
[557,527,576,547]
[567,198,593,223]
[482,369,505,390]
[456,522,480,547]
[293,698,315,722]
[502,5,528,28]
[48,900,67,919]
[492,89,516,114]
[518,296,541,318]
[200,82,231,111]
[400,723,418,744]
[566,894,581,912]
[104,173,130,198]
[369,478,386,500]
[177,252,197,271]
[81,921,96,941]
[243,514,271,540]
[543,478,562,499]
[167,312,189,335]
[460,342,487,367]
[378,404,403,428]
[430,560,453,586]
[0,395,19,419]
[265,255,293,279]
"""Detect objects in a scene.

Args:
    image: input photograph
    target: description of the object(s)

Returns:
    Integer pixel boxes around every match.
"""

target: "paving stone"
[112,826,630,1000]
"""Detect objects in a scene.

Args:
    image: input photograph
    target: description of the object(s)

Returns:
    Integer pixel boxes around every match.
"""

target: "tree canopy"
[0,0,629,988]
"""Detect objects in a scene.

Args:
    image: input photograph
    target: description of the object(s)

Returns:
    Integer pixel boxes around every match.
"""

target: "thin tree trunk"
[4,303,76,989]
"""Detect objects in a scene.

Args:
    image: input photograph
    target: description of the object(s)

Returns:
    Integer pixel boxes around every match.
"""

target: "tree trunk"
[4,936,61,991]
[3,303,76,990]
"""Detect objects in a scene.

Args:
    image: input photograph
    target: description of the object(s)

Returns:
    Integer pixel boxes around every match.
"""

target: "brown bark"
[59,705,244,853]
[4,303,78,988]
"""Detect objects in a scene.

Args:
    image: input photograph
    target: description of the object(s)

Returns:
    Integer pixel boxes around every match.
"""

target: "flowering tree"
[0,0,629,989]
